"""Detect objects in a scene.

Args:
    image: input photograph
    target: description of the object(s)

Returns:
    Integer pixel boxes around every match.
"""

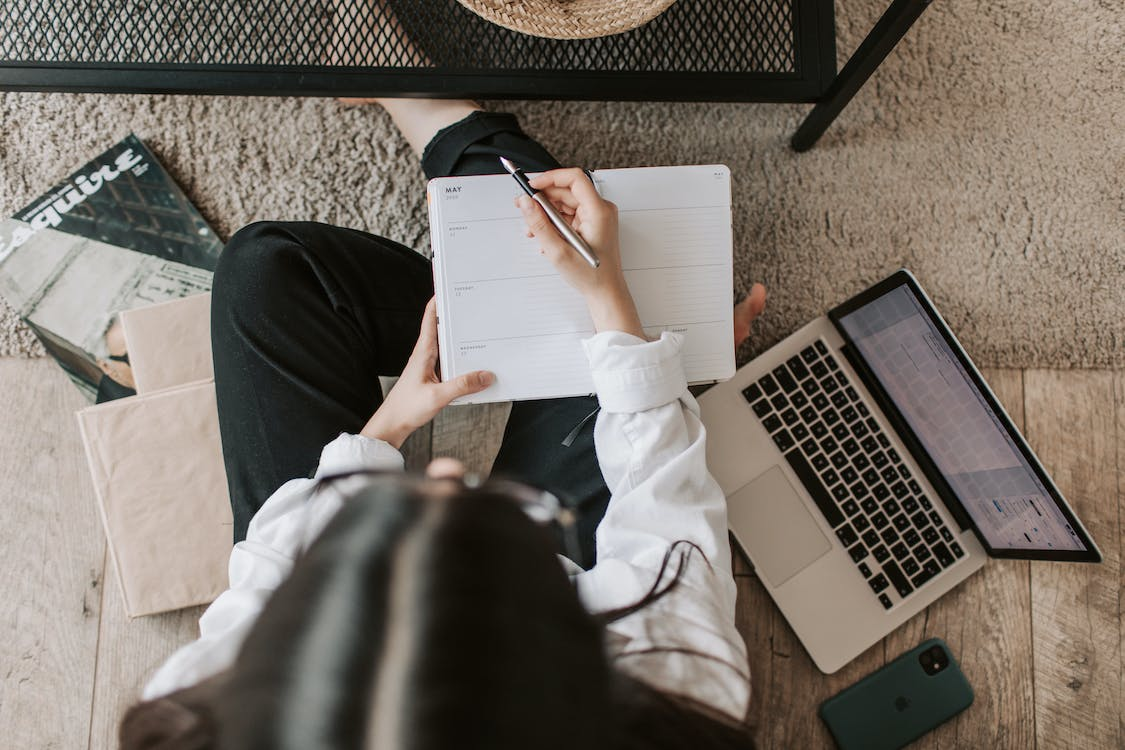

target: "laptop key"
[853,515,870,532]
[880,466,898,484]
[827,357,840,371]
[811,452,830,471]
[882,498,900,516]
[815,340,828,355]
[871,451,888,469]
[845,386,859,402]
[811,361,829,379]
[898,465,912,480]
[861,436,879,453]
[799,406,818,424]
[872,545,890,563]
[841,499,860,517]
[862,529,880,548]
[929,510,943,527]
[908,479,923,495]
[911,560,942,589]
[832,423,850,441]
[792,423,810,441]
[888,448,901,464]
[877,433,891,448]
[857,403,870,418]
[851,421,869,440]
[801,345,819,364]
[872,481,890,500]
[841,466,858,485]
[802,379,819,396]
[879,593,893,610]
[771,393,789,411]
[841,406,858,424]
[773,365,798,394]
[752,399,773,418]
[784,449,844,528]
[848,543,868,562]
[812,393,830,411]
[902,496,919,514]
[762,414,782,433]
[903,529,921,547]
[832,484,850,502]
[922,527,940,545]
[902,557,920,576]
[892,481,909,499]
[830,452,848,470]
[870,511,889,530]
[933,541,955,567]
[790,391,809,409]
[842,439,860,456]
[852,484,870,501]
[836,524,858,547]
[892,514,911,532]
[831,391,849,409]
[880,526,899,545]
[822,377,839,395]
[823,468,840,486]
[773,430,795,452]
[860,497,878,515]
[835,372,848,387]
[950,542,964,558]
[781,408,799,426]
[868,573,889,594]
[800,438,819,456]
[858,561,873,578]
[910,510,929,529]
[940,527,954,542]
[810,420,828,439]
[760,374,778,395]
[890,542,910,561]
[823,408,840,426]
[742,383,762,403]
[853,453,870,471]
[787,355,810,381]
[883,560,914,597]
[913,544,932,563]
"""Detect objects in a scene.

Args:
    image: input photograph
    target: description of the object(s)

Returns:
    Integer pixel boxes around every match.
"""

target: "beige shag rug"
[1,0,1121,367]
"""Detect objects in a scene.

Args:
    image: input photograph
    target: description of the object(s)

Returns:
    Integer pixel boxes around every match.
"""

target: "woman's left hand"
[361,298,494,449]
[735,283,767,348]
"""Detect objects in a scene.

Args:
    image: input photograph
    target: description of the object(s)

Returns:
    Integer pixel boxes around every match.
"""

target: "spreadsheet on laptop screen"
[837,285,1086,552]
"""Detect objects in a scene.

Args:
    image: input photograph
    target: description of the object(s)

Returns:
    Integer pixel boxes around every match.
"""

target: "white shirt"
[144,331,751,720]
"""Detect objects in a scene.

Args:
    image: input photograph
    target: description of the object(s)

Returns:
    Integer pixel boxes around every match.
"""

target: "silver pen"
[500,156,600,268]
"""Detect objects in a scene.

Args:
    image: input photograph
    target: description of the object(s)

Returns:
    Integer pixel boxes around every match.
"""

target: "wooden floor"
[1,359,1121,749]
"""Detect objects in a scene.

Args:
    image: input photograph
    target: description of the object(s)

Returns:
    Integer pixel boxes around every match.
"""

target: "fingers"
[528,168,602,204]
[411,297,439,355]
[433,370,494,404]
[517,196,573,263]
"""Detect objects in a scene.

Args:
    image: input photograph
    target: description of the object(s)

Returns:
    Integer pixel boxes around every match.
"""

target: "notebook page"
[429,165,733,404]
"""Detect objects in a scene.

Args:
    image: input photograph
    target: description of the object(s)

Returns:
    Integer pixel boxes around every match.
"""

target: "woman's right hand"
[516,168,646,339]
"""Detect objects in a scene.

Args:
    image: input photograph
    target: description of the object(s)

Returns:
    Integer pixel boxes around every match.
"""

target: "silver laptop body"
[699,270,1100,673]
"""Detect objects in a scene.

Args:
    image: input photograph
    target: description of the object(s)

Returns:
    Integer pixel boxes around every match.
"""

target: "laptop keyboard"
[741,339,965,610]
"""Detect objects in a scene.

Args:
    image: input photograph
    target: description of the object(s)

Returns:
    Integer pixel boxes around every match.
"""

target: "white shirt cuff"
[581,331,688,413]
[314,433,404,476]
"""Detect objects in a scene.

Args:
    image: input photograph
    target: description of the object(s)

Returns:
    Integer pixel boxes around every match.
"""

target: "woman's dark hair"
[121,478,756,749]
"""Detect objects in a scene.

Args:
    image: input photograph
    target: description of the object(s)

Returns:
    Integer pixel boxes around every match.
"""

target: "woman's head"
[122,473,755,749]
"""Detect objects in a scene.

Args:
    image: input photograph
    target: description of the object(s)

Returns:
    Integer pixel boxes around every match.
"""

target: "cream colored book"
[428,165,735,404]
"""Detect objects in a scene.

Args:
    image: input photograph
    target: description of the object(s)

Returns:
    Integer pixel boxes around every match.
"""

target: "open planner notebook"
[428,165,734,404]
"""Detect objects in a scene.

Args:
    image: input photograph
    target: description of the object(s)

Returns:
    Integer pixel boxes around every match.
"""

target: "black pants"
[211,112,610,568]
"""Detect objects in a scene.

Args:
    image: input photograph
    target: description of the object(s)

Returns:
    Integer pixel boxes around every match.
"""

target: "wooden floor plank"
[882,369,1035,749]
[0,360,105,750]
[1025,370,1121,749]
[87,570,205,750]
[431,401,511,476]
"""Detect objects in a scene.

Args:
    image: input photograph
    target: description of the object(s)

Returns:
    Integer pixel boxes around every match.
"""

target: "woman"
[121,96,768,748]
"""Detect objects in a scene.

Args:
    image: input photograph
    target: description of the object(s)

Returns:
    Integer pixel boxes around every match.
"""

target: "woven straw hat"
[455,0,679,39]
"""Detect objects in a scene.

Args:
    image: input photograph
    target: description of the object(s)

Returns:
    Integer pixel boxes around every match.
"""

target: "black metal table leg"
[791,0,934,152]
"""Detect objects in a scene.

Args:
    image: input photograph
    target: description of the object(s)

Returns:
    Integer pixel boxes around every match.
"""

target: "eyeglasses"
[313,469,582,563]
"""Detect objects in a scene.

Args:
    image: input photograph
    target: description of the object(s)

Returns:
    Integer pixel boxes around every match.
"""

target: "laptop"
[699,270,1101,673]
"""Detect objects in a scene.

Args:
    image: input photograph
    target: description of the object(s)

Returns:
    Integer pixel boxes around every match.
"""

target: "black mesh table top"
[0,0,836,101]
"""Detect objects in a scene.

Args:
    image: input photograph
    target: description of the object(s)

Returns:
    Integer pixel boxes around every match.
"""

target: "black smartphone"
[819,638,973,750]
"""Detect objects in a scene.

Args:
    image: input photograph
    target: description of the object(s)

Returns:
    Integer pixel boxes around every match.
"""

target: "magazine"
[0,134,222,402]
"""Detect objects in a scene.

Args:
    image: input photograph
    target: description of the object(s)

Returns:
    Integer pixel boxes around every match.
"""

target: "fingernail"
[479,372,494,386]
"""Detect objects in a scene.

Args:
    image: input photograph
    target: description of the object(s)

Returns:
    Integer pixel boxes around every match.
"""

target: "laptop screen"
[835,283,1088,553]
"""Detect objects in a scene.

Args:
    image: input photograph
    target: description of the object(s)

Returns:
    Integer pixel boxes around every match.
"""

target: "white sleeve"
[573,331,750,720]
[141,432,403,700]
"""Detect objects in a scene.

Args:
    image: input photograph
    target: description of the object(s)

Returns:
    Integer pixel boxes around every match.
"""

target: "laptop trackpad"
[729,466,832,587]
